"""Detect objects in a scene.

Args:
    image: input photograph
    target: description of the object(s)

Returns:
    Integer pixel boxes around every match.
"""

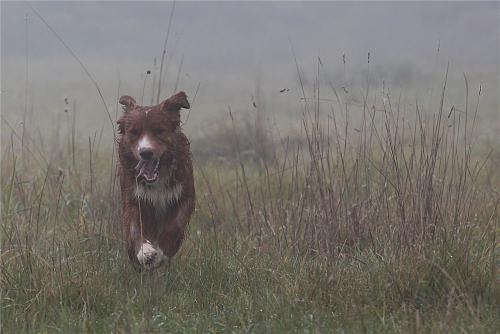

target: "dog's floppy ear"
[119,95,136,112]
[161,91,190,112]
[117,119,125,134]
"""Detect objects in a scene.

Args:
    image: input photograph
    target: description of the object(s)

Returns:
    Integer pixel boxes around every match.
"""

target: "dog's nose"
[139,149,154,161]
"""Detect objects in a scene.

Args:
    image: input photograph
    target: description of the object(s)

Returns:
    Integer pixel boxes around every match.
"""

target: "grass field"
[1,68,499,333]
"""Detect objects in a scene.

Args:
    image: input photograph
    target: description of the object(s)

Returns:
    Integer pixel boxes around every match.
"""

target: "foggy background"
[2,1,499,146]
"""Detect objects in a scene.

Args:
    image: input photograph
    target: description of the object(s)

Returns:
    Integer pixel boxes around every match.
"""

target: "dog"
[117,91,195,270]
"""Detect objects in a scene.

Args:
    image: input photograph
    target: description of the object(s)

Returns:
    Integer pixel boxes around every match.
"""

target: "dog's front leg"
[158,197,195,257]
[124,201,165,270]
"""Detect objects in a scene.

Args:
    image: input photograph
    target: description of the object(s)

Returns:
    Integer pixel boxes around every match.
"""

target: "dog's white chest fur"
[135,181,183,211]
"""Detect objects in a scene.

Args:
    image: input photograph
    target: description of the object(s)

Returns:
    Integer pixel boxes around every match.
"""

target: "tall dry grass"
[1,60,498,332]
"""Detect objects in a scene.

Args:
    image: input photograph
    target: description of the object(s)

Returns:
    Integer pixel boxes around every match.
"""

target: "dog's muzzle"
[135,158,160,184]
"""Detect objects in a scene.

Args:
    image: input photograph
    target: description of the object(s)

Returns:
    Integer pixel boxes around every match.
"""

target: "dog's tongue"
[137,159,158,183]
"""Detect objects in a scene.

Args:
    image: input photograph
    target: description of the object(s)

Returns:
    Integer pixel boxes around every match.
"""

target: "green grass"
[2,140,498,332]
[1,224,497,333]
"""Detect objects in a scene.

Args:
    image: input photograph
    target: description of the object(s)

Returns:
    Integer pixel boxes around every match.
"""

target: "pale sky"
[2,1,499,143]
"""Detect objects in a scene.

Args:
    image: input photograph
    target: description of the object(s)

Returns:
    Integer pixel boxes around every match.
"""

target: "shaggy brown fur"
[117,91,194,269]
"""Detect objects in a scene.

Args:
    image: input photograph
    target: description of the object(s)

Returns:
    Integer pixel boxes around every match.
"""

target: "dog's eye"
[129,128,140,136]
[153,128,166,136]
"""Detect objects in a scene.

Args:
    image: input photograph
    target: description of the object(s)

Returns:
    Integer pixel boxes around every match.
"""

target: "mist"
[2,1,499,144]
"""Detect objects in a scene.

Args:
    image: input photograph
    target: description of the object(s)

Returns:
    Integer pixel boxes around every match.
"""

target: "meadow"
[1,63,499,333]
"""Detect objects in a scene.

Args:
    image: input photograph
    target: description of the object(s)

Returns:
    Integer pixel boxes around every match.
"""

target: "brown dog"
[117,92,194,270]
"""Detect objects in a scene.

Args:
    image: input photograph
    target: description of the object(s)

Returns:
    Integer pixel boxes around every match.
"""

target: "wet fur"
[117,92,195,269]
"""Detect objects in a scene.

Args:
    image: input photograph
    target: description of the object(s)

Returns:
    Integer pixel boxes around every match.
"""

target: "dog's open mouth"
[135,159,160,184]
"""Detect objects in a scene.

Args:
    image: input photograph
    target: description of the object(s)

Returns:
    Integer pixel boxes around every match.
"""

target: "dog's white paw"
[137,240,164,270]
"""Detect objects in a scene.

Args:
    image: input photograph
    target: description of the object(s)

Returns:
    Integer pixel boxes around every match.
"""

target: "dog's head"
[117,92,190,184]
